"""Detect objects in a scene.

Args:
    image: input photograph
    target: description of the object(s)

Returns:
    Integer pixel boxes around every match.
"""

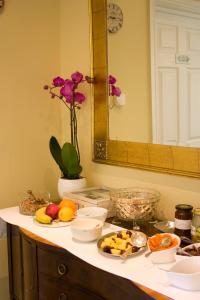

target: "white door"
[152,7,200,147]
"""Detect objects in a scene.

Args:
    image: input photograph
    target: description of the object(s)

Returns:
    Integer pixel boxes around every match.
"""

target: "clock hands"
[108,16,121,21]
[107,3,123,33]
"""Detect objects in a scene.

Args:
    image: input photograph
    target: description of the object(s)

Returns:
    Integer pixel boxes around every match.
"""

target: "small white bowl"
[166,257,200,291]
[71,218,103,242]
[148,233,180,264]
[77,207,108,222]
[182,243,200,256]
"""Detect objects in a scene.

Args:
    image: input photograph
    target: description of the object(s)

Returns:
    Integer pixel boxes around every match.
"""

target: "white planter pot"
[58,177,87,199]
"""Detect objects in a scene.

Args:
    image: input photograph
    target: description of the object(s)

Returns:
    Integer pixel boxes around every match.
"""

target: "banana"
[35,207,46,217]
[35,207,52,224]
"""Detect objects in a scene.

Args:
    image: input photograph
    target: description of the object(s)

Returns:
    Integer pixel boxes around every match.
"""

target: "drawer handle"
[58,293,68,300]
[57,263,68,276]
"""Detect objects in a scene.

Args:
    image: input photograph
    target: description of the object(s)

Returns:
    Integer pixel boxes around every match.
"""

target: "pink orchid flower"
[111,85,121,97]
[74,92,86,104]
[109,75,116,85]
[71,71,83,84]
[60,80,74,102]
[52,76,65,87]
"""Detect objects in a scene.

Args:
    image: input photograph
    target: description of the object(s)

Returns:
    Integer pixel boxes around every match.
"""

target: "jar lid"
[175,204,193,210]
[194,208,200,216]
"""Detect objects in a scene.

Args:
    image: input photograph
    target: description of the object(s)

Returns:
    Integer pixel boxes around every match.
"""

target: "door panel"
[158,67,178,144]
[187,69,200,145]
[153,10,200,147]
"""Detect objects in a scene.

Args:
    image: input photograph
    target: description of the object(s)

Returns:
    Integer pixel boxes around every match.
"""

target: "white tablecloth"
[0,206,199,300]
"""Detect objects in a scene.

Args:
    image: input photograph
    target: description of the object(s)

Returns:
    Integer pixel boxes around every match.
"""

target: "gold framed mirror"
[90,0,200,178]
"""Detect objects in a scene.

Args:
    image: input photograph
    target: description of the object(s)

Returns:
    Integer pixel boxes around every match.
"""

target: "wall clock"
[107,3,123,33]
[0,0,4,8]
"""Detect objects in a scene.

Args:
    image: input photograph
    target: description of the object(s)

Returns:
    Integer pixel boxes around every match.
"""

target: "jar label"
[175,218,191,230]
[191,225,196,235]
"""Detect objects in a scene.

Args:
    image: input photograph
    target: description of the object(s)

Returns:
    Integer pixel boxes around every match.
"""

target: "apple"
[45,203,59,220]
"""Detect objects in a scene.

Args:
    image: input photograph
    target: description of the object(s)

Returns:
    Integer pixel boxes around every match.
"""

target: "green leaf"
[49,136,66,175]
[61,142,82,178]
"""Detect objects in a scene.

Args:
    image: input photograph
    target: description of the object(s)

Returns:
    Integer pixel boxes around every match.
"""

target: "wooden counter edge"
[19,227,173,300]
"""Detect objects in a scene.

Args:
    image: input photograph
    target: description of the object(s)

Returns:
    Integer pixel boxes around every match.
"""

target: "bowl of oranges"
[147,233,180,264]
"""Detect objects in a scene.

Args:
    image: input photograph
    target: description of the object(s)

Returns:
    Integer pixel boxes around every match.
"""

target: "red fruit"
[45,203,59,220]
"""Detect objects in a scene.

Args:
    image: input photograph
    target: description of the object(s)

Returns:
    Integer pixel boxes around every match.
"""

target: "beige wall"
[1,1,200,299]
[0,0,61,208]
[108,0,151,143]
[60,0,92,166]
[0,0,61,298]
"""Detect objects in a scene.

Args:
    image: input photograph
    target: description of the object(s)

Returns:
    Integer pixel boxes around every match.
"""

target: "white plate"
[33,217,73,228]
[154,221,174,233]
[97,230,147,258]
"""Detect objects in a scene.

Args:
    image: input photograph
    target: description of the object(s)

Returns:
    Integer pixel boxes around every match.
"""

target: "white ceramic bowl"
[182,243,200,256]
[148,233,181,264]
[166,257,200,291]
[77,207,108,222]
[70,218,103,242]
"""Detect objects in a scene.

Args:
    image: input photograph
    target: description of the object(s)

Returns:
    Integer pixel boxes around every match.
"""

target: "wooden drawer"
[37,244,153,300]
[8,225,169,300]
[38,246,74,281]
[7,224,24,300]
[39,274,104,300]
[21,235,38,300]
[38,245,105,286]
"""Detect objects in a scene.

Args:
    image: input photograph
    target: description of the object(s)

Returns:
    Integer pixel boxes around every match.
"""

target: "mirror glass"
[107,0,200,147]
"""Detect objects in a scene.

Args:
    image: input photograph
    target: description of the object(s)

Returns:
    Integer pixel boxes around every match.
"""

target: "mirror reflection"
[107,0,200,147]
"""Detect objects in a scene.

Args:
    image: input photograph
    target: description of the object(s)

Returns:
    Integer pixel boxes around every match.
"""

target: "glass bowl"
[19,190,50,216]
[110,187,160,222]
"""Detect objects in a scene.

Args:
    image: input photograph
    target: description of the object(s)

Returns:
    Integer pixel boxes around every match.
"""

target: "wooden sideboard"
[7,224,171,300]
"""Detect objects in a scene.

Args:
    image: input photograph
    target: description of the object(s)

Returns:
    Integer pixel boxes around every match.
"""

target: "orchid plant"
[44,72,120,179]
[108,75,121,109]
[44,71,93,179]
[108,75,121,97]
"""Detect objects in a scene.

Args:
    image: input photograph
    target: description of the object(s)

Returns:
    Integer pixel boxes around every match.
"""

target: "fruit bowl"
[34,200,76,226]
[181,243,200,256]
[33,218,73,228]
[97,230,146,258]
[147,233,180,264]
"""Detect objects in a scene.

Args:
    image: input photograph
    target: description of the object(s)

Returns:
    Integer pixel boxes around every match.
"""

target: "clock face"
[0,0,4,8]
[107,3,123,34]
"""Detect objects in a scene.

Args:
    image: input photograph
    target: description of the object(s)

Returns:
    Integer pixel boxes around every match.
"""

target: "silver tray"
[154,221,174,233]
[97,230,147,258]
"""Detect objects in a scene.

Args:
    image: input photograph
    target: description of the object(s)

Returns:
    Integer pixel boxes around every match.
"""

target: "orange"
[58,207,74,222]
[58,198,77,213]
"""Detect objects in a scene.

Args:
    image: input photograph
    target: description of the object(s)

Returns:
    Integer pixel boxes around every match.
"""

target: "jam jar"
[191,208,200,242]
[174,204,193,238]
